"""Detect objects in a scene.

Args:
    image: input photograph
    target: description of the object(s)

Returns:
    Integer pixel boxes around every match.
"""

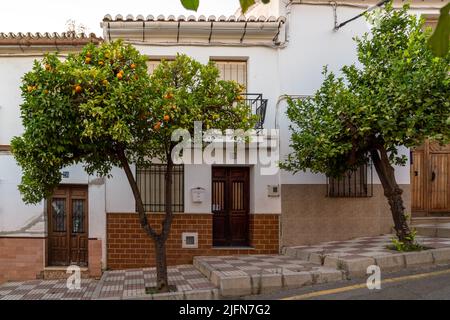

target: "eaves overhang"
[101,14,286,47]
[0,32,102,55]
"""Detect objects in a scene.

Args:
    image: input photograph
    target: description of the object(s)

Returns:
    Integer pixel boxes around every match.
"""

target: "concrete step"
[412,217,450,225]
[414,223,450,238]
[41,266,90,280]
[193,255,344,297]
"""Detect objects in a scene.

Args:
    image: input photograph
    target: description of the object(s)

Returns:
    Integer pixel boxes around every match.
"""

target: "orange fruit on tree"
[102,79,109,86]
[116,72,123,80]
[163,115,170,122]
[85,57,91,64]
[130,63,136,69]
[98,60,104,66]
[75,85,82,93]
[154,122,161,131]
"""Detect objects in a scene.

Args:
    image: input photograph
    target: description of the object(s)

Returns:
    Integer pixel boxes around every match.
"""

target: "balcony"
[241,93,268,130]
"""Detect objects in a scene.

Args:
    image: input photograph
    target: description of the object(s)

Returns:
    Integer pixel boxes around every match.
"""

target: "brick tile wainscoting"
[0,237,45,283]
[88,239,102,278]
[106,213,279,269]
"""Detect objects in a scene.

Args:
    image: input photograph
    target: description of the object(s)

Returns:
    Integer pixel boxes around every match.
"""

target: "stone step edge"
[283,246,450,278]
[414,226,450,238]
[193,256,345,297]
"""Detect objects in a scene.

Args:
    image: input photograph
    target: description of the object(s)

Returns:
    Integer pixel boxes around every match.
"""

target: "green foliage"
[12,41,151,203]
[180,0,199,11]
[180,0,270,13]
[11,42,255,204]
[239,0,256,13]
[280,3,450,178]
[388,229,424,252]
[428,3,450,57]
[142,54,257,164]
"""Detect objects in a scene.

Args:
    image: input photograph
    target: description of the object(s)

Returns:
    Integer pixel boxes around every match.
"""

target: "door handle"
[414,171,418,176]
[431,171,436,181]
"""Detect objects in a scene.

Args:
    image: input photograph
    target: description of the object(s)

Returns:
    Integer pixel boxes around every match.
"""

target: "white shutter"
[213,61,247,89]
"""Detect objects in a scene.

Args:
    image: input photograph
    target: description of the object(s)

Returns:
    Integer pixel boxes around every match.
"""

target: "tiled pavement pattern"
[0,265,217,300]
[285,234,450,260]
[195,255,325,275]
[0,279,98,300]
[98,265,216,299]
[2,235,450,299]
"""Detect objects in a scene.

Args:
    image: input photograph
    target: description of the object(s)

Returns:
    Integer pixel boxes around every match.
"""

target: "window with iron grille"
[326,163,373,197]
[136,164,184,212]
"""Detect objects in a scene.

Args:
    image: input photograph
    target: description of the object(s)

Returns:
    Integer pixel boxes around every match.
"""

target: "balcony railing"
[241,93,268,130]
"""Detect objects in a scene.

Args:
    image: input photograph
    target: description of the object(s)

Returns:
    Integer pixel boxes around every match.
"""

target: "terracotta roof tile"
[0,32,102,46]
[102,14,286,23]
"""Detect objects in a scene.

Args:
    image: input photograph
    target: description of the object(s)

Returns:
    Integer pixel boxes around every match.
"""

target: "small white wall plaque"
[191,187,205,203]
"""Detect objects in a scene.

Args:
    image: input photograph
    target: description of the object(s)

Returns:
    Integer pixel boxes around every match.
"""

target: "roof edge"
[0,32,102,54]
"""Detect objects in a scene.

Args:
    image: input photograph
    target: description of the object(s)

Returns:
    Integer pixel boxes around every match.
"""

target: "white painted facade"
[0,1,441,268]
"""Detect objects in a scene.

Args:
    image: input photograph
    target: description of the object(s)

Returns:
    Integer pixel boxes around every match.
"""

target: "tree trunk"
[370,147,412,243]
[154,238,169,292]
[154,156,174,291]
[117,147,171,292]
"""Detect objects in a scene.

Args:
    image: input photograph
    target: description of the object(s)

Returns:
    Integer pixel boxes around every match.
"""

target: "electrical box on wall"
[182,232,198,249]
[191,187,205,203]
[267,184,280,197]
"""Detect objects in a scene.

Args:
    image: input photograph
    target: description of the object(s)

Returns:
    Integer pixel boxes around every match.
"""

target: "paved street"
[243,264,450,300]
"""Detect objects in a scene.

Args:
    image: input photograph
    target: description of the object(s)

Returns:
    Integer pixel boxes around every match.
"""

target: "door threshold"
[212,246,255,250]
[45,266,88,271]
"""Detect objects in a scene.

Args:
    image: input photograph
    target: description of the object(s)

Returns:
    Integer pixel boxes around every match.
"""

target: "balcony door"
[212,167,250,247]
[47,185,88,266]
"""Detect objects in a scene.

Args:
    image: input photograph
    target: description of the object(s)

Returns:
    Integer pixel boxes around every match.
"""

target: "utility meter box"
[267,185,280,197]
[191,187,206,203]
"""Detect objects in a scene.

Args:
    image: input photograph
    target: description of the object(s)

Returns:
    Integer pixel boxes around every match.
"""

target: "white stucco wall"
[1,2,422,244]
[277,4,411,185]
[0,154,44,235]
[0,57,36,145]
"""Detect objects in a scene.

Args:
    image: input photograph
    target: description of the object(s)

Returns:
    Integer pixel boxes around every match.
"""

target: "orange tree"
[11,41,255,291]
[280,4,449,248]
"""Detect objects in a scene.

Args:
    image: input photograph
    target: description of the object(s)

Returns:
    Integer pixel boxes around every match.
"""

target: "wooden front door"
[411,141,450,215]
[429,153,450,211]
[48,185,88,266]
[212,167,249,247]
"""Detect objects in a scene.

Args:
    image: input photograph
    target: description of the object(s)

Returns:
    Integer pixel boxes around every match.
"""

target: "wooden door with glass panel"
[212,167,249,247]
[48,185,88,266]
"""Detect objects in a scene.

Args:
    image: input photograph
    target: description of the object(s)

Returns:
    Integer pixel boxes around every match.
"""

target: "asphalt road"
[242,264,450,300]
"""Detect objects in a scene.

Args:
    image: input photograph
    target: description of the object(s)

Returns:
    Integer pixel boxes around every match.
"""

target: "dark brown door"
[212,167,249,247]
[48,185,88,266]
